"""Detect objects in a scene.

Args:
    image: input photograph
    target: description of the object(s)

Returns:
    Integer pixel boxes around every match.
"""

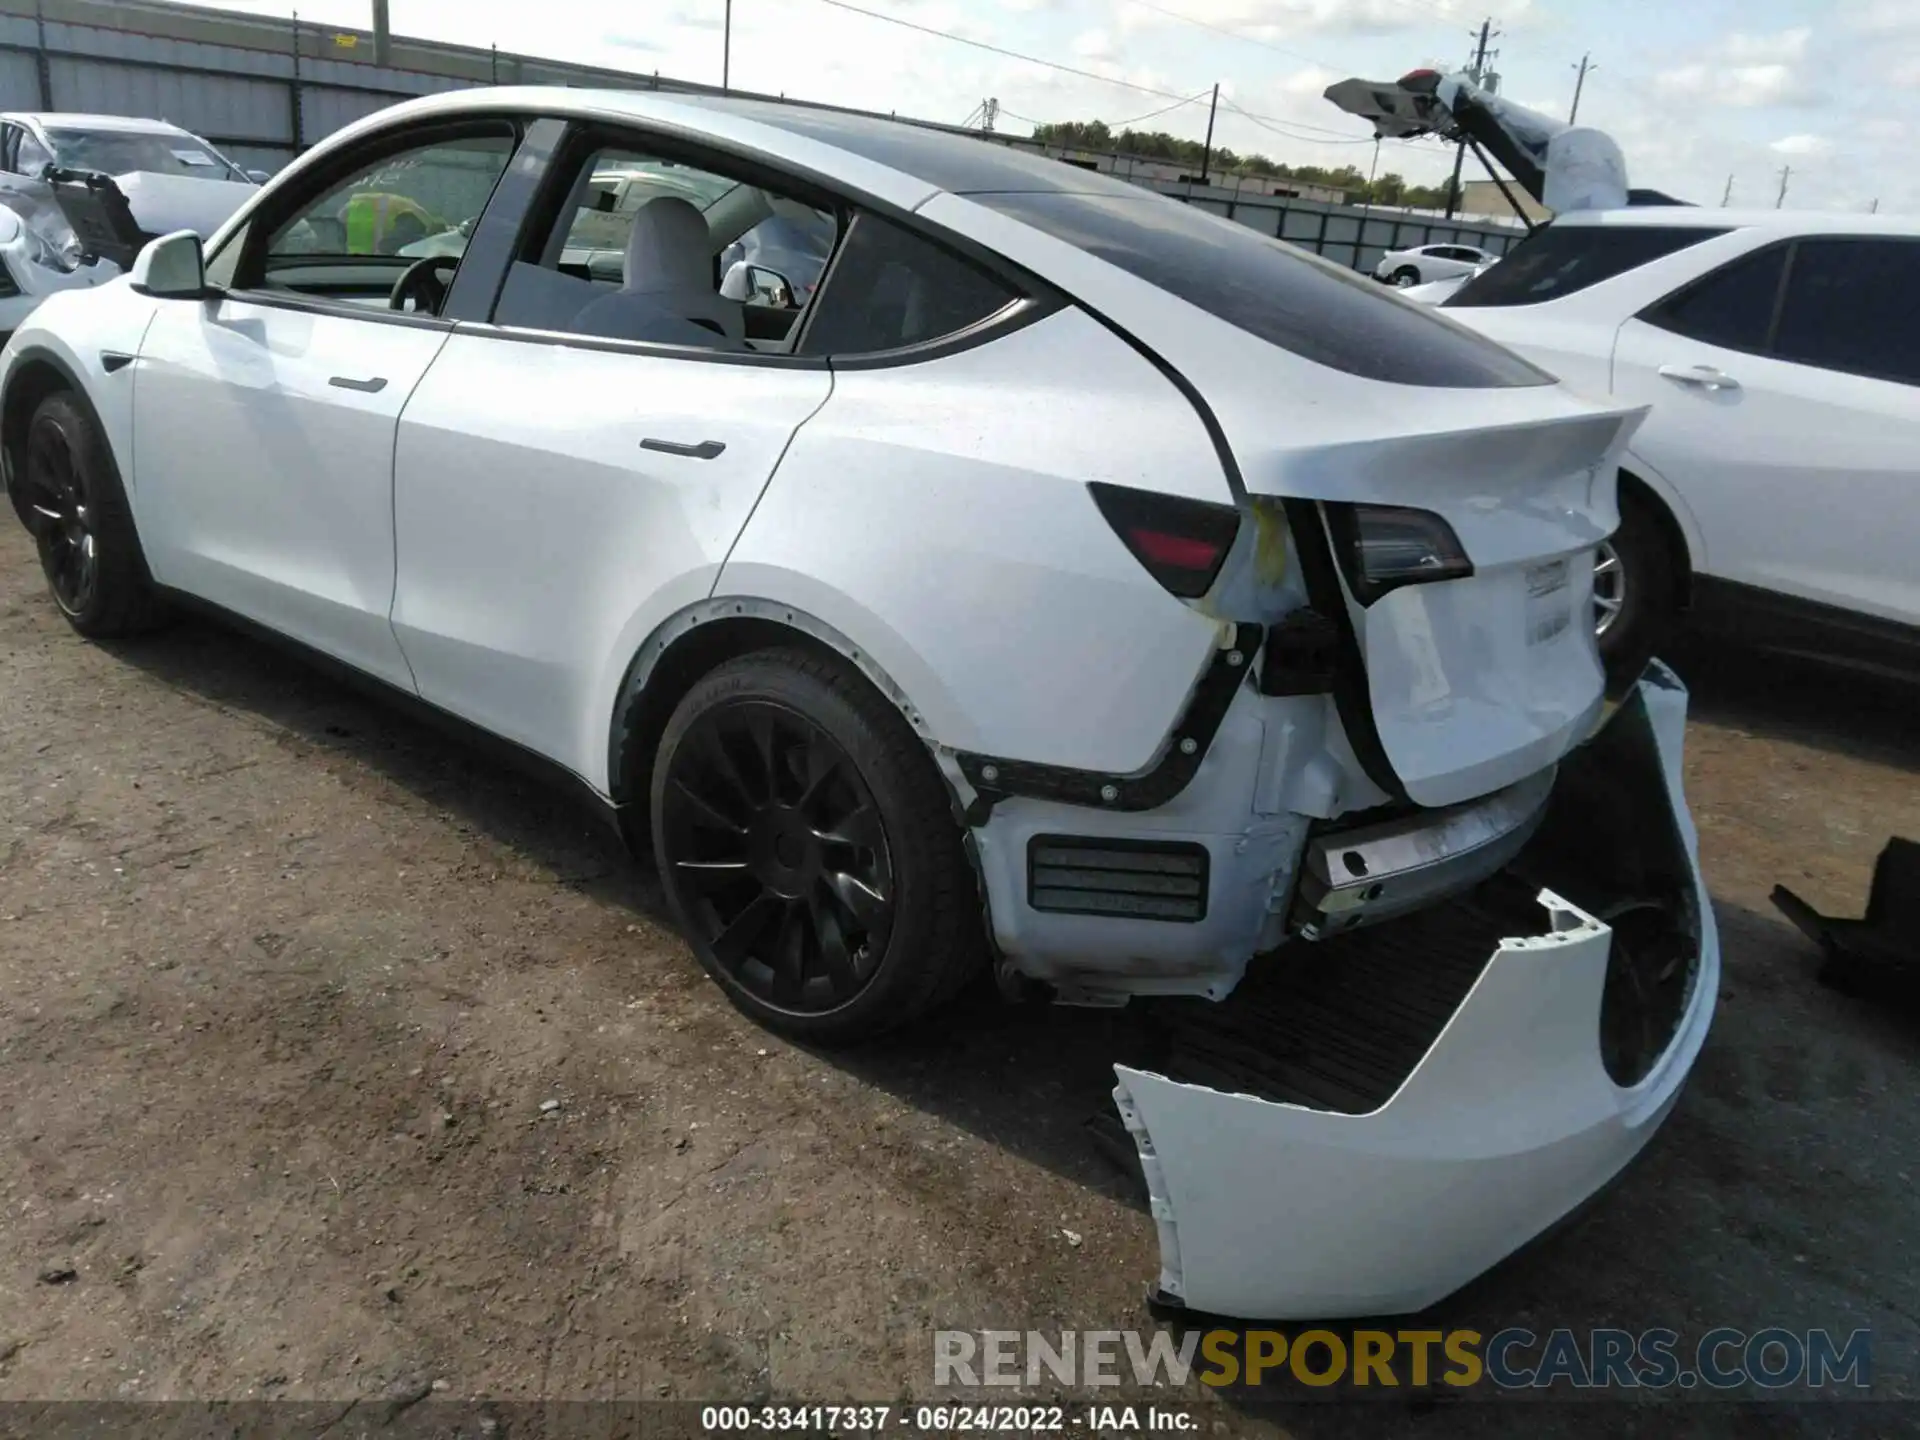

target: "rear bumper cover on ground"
[1112,666,1716,1319]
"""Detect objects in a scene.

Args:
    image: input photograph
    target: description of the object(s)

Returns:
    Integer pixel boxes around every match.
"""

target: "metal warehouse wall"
[0,0,1527,271]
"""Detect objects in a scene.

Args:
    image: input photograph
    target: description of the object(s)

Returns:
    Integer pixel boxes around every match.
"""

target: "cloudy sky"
[213,0,1916,212]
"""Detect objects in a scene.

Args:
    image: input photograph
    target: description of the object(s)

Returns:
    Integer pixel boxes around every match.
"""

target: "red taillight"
[1089,482,1240,598]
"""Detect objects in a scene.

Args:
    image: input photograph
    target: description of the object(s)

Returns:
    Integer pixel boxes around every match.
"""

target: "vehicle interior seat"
[570,196,746,348]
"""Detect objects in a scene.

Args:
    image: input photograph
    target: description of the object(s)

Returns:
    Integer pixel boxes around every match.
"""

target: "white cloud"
[1072,28,1119,61]
[1652,26,1818,108]
[1769,133,1830,156]
[1116,0,1530,43]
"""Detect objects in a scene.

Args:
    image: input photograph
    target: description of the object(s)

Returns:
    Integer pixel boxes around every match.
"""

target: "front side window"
[492,137,837,355]
[977,188,1550,388]
[44,126,232,180]
[799,213,1018,357]
[1642,244,1787,354]
[1448,223,1725,308]
[264,132,515,264]
[1772,238,1920,386]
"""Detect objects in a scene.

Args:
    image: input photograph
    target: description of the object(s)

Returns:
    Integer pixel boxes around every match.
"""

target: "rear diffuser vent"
[1027,836,1209,923]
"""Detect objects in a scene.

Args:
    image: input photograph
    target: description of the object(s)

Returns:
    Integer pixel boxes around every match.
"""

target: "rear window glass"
[976,190,1550,388]
[1448,223,1725,308]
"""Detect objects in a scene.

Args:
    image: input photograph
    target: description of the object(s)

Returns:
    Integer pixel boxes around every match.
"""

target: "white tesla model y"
[1,89,1718,1319]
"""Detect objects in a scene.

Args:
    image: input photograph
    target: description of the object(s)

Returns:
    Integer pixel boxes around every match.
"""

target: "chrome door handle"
[1657,363,1740,392]
[640,438,726,460]
[328,375,388,393]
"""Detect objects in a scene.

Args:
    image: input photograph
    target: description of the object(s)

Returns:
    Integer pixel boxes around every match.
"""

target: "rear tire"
[1391,266,1421,287]
[650,647,985,1043]
[1596,489,1678,687]
[19,391,166,638]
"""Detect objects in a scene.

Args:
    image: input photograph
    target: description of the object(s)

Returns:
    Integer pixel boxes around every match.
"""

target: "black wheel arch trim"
[606,596,942,809]
[3,346,134,543]
[954,621,1264,818]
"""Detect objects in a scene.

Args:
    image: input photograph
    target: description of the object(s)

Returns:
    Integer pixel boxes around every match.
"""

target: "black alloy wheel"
[649,648,984,1042]
[24,411,98,618]
[15,391,165,638]
[662,698,896,1016]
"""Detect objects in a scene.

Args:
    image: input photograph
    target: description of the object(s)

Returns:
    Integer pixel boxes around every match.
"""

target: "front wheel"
[650,648,985,1043]
[19,392,166,637]
[1391,266,1421,287]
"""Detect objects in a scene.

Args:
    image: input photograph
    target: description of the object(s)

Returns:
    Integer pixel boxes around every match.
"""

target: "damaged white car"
[0,88,1717,1320]
[0,112,258,341]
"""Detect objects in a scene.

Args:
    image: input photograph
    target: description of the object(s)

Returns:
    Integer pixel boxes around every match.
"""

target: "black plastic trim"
[1283,498,1409,802]
[99,351,134,374]
[1027,834,1210,922]
[151,586,631,844]
[955,622,1261,816]
[1688,575,1920,679]
[445,116,569,324]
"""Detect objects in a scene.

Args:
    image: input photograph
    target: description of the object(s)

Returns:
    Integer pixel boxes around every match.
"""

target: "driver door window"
[244,129,515,313]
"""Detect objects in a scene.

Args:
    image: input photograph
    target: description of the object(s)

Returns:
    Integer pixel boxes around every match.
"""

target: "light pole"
[723,0,732,92]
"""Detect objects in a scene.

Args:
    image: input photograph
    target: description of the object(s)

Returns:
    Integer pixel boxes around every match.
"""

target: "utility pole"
[1776,164,1791,208]
[371,0,390,66]
[981,97,999,133]
[1446,19,1499,218]
[1720,174,1733,206]
[1871,197,1880,213]
[1199,83,1219,186]
[1568,52,1595,123]
[722,0,731,91]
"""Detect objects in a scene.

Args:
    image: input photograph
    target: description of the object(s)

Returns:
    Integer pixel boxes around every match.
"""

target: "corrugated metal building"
[0,0,1526,271]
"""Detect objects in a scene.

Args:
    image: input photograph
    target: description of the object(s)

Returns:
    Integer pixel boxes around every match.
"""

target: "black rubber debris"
[1772,837,1920,1008]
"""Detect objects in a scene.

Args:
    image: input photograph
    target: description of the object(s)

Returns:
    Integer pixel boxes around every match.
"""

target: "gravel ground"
[1,521,1917,1437]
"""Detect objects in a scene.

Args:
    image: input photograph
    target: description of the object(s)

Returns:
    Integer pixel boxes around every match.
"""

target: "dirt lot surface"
[2,521,1918,1437]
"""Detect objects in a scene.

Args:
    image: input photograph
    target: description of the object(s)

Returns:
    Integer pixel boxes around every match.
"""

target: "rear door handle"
[328,375,388,393]
[640,438,726,460]
[1657,363,1740,392]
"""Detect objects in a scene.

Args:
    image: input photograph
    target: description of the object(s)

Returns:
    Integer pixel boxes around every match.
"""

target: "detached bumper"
[1112,667,1717,1319]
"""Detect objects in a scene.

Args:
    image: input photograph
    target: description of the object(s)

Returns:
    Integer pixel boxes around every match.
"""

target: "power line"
[807,0,1192,103]
[1222,98,1395,145]
[1000,89,1212,133]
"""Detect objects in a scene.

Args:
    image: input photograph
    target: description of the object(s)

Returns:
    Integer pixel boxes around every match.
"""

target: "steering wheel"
[389,256,460,315]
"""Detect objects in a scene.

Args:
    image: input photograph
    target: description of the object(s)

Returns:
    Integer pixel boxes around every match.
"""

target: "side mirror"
[128,230,210,298]
[245,168,272,185]
[747,264,797,309]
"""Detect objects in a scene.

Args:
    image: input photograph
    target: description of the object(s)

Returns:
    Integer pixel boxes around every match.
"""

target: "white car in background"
[1444,208,1920,677]
[1400,256,1494,304]
[0,86,1717,1321]
[1373,240,1494,287]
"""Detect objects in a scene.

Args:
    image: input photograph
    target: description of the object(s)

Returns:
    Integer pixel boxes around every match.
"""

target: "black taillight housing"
[1327,503,1473,604]
[1089,482,1241,599]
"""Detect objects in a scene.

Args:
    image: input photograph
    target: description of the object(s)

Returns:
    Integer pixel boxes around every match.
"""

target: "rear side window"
[1773,239,1920,386]
[1642,244,1788,354]
[800,212,1018,357]
[1448,224,1725,308]
[976,189,1550,388]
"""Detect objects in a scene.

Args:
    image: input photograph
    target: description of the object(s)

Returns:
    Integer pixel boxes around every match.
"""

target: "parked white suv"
[1374,240,1494,287]
[1,87,1718,1320]
[1443,208,1920,674]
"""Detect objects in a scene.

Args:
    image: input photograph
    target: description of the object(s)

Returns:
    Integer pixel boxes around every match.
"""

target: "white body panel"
[719,306,1234,775]
[1611,316,1920,623]
[1114,670,1716,1319]
[1446,209,1920,629]
[131,298,446,688]
[391,330,832,785]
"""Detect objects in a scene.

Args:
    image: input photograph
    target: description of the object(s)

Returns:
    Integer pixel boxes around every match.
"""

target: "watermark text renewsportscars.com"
[934,1327,1873,1391]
